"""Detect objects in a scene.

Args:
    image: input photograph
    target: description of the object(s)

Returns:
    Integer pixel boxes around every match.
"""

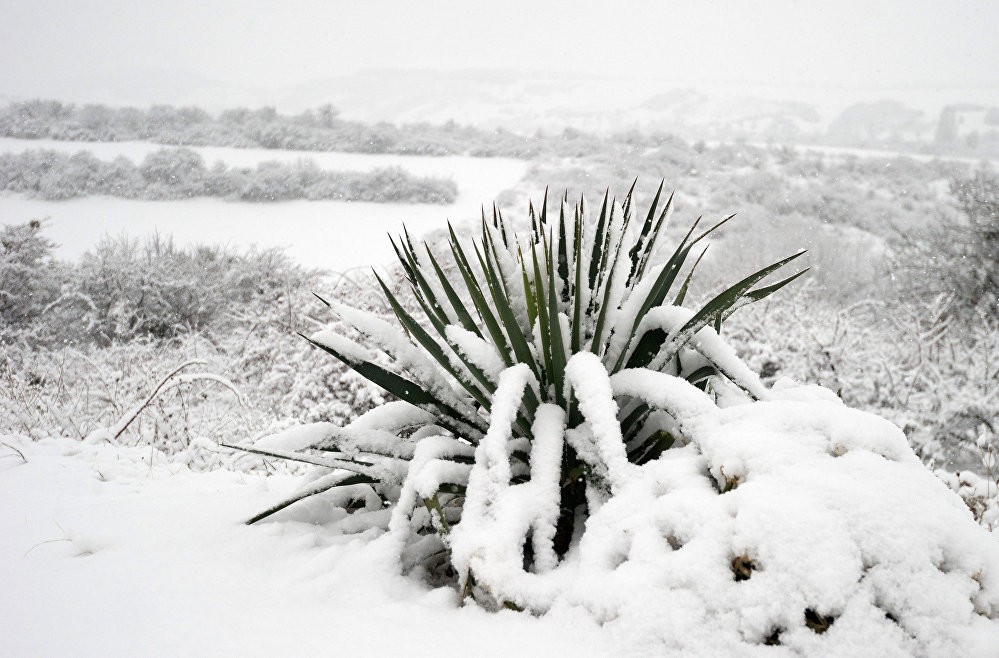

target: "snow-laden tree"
[898,171,999,319]
[0,220,62,334]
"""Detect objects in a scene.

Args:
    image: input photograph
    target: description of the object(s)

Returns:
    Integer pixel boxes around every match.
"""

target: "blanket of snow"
[0,435,611,657]
[0,138,527,271]
[4,376,998,656]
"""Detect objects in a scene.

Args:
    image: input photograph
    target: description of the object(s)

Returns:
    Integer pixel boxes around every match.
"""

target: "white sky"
[2,0,997,95]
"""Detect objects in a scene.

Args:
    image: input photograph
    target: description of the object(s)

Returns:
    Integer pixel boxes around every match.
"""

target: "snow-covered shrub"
[238,182,806,565]
[8,232,318,346]
[0,148,458,203]
[0,233,386,462]
[234,183,999,652]
[1,337,243,448]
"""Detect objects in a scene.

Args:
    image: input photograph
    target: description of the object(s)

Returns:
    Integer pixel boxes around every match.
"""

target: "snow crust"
[346,400,436,432]
[564,352,635,491]
[255,422,340,452]
[449,366,573,599]
[636,305,770,400]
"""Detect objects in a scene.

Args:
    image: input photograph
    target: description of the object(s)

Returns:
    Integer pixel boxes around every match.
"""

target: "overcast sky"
[3,0,998,96]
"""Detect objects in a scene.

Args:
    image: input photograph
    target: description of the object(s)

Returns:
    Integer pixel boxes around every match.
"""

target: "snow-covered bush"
[0,232,386,461]
[0,148,458,203]
[1,228,318,346]
[236,183,999,653]
[237,183,804,567]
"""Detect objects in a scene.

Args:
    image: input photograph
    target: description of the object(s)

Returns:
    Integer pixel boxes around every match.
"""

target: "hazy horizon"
[4,0,999,113]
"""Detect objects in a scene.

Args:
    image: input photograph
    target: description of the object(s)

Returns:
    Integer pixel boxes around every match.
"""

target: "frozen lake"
[0,138,528,271]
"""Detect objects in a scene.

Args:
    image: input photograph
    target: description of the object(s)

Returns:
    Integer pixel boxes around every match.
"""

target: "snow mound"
[445,361,999,656]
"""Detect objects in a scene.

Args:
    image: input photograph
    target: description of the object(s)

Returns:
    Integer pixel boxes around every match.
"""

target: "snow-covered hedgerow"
[233,183,999,654]
[0,148,458,203]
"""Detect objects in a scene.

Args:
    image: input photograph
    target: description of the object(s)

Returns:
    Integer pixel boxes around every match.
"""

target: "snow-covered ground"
[0,196,494,272]
[0,436,611,657]
[6,378,996,656]
[0,138,527,270]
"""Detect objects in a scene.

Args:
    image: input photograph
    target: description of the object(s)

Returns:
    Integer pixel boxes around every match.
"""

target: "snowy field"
[0,436,611,657]
[0,138,527,270]
[8,379,997,656]
[6,392,996,656]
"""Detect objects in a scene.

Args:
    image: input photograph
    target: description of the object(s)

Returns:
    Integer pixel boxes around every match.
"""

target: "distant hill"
[278,69,826,140]
[276,70,999,150]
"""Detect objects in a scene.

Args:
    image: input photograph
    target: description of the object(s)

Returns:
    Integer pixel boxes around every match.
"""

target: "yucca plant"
[228,180,806,597]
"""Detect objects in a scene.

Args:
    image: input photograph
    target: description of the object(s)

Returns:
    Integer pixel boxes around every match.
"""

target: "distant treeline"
[0,147,457,203]
[0,99,693,159]
[0,100,534,157]
[4,99,999,163]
